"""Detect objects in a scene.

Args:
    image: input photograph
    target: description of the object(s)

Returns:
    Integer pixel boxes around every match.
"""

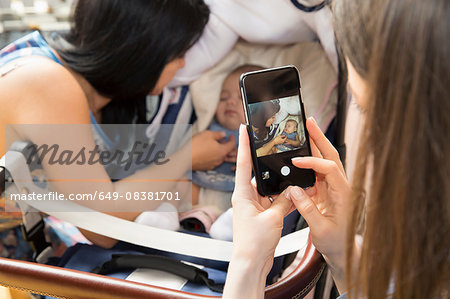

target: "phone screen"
[240,66,316,195]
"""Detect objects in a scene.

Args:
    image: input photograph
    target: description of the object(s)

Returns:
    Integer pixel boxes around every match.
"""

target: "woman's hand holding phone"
[224,124,295,299]
[225,118,352,297]
[289,117,352,293]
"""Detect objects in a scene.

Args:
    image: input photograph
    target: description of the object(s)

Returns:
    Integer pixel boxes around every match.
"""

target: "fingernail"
[291,157,304,163]
[290,186,304,201]
[239,124,245,134]
[284,187,291,200]
[311,117,317,124]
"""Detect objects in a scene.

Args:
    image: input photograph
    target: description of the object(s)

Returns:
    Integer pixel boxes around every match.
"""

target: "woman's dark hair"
[51,0,209,123]
[250,101,280,140]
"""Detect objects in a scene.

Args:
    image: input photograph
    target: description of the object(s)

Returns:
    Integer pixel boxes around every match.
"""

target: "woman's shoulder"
[0,56,90,125]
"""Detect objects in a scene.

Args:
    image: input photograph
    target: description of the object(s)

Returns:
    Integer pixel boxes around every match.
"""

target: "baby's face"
[216,72,246,131]
[284,121,297,134]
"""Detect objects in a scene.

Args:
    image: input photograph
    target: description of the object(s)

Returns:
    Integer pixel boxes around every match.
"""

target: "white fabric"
[3,151,310,261]
[169,11,238,87]
[171,0,337,86]
[189,41,337,133]
[209,207,233,241]
[126,268,188,290]
[135,202,180,231]
[197,187,232,215]
[274,95,302,124]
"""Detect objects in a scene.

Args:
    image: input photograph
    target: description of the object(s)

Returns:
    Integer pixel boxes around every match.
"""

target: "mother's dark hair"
[250,101,280,140]
[51,0,209,123]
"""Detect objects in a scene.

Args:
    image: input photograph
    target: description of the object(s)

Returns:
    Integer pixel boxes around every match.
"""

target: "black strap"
[92,254,224,293]
[21,220,51,257]
[290,0,330,13]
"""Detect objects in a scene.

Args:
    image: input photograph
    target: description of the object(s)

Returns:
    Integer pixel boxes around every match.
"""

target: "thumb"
[211,131,227,141]
[289,186,324,231]
[269,186,295,217]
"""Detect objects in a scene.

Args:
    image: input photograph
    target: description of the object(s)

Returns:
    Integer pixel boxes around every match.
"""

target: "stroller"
[0,1,347,298]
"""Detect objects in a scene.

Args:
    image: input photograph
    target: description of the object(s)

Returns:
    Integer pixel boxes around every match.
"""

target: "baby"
[138,65,263,236]
[187,64,263,237]
[275,119,302,152]
[191,64,263,193]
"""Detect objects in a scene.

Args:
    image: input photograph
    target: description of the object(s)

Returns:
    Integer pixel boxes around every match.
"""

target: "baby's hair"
[286,119,298,129]
[230,64,265,77]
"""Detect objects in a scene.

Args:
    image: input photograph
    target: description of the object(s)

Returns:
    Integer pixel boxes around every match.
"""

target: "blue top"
[0,31,118,172]
[275,131,298,151]
[281,131,298,141]
[191,120,239,192]
[0,31,62,67]
[0,32,195,180]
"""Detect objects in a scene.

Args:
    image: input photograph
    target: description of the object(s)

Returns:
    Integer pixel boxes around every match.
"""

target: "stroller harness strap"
[93,254,224,293]
[2,150,311,262]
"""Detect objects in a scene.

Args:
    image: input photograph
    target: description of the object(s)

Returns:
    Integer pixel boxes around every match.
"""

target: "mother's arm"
[2,60,191,248]
[256,135,286,156]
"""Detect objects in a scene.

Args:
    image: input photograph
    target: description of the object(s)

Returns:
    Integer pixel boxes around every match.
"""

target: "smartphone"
[240,65,316,196]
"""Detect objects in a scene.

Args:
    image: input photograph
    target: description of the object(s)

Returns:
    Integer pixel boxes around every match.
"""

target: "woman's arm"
[288,118,353,294]
[256,135,286,156]
[2,60,191,247]
[225,118,353,296]
[223,125,295,298]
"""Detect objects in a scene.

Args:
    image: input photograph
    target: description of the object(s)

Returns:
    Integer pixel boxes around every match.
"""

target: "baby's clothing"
[276,131,298,152]
[209,208,233,241]
[190,121,236,237]
[191,120,239,192]
[135,203,180,231]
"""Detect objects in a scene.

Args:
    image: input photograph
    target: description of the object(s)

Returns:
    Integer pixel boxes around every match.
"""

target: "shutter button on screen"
[281,166,290,176]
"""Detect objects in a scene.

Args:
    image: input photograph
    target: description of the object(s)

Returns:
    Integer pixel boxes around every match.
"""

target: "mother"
[250,101,284,156]
[224,0,449,298]
[0,0,235,247]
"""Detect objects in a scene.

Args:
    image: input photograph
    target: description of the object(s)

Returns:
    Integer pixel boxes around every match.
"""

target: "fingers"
[269,186,294,217]
[309,137,323,159]
[224,148,238,163]
[306,118,344,175]
[288,186,326,232]
[291,156,348,188]
[235,125,253,189]
[211,130,227,140]
[222,134,237,152]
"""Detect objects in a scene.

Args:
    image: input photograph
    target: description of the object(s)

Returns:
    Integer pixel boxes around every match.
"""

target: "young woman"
[0,0,223,247]
[224,0,449,298]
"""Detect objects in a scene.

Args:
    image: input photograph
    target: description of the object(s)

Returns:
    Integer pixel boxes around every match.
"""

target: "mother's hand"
[191,130,236,171]
[289,118,352,291]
